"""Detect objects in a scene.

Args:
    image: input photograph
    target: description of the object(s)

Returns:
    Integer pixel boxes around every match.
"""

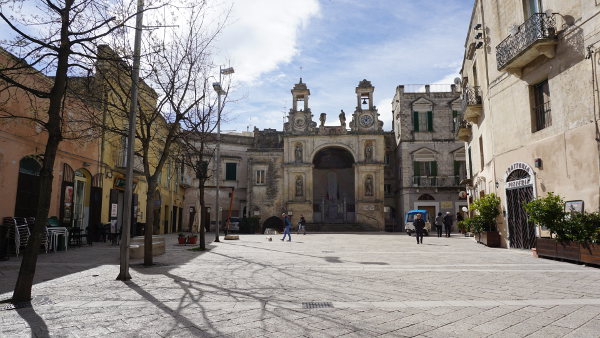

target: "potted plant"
[525,193,600,264]
[470,194,501,247]
[178,233,186,245]
[187,234,198,245]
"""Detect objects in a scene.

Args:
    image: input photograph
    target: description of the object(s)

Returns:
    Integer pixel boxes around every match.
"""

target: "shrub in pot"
[470,194,501,247]
[178,233,186,245]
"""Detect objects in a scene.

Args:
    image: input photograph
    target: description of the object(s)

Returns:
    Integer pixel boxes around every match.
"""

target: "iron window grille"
[534,101,552,131]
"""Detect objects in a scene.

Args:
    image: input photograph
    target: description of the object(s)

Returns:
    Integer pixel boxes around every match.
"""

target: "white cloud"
[214,0,321,83]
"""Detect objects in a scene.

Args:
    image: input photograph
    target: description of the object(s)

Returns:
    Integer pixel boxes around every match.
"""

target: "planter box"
[476,231,501,247]
[555,241,580,261]
[535,237,557,258]
[580,243,600,266]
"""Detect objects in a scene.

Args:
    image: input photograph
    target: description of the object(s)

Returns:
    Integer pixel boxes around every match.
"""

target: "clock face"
[360,114,374,127]
[294,117,305,128]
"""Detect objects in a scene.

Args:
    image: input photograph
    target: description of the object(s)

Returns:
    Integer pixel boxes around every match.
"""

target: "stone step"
[303,223,379,232]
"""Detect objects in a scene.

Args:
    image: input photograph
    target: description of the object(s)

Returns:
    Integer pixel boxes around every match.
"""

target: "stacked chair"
[3,217,30,256]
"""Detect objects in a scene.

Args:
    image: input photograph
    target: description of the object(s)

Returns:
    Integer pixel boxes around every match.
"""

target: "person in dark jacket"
[443,212,453,237]
[414,213,425,244]
[281,213,292,241]
[435,212,443,237]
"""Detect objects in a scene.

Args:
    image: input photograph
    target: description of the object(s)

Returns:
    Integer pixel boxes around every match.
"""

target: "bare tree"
[0,0,141,302]
[179,100,219,250]
[86,2,227,265]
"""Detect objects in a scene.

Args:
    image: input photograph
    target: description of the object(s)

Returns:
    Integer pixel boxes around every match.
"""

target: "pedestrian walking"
[297,215,306,235]
[414,213,425,244]
[443,212,452,237]
[435,212,443,237]
[281,213,292,241]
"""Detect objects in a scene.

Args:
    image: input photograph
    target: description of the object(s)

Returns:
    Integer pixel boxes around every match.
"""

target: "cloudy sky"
[212,0,473,132]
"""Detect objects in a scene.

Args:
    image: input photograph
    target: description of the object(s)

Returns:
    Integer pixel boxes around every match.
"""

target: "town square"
[1,0,600,337]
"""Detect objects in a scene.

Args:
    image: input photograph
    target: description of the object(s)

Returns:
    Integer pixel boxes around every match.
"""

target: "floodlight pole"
[117,0,144,281]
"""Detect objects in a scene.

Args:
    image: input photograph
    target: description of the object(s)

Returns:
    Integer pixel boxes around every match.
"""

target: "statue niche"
[365,175,374,197]
[294,143,303,162]
[364,142,373,162]
[295,175,303,197]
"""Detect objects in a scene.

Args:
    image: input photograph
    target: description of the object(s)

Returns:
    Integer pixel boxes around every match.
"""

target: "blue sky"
[0,0,474,132]
[215,0,473,132]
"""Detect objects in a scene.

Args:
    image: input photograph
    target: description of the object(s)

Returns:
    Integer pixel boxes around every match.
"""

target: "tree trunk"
[144,181,157,265]
[12,8,71,301]
[12,134,61,302]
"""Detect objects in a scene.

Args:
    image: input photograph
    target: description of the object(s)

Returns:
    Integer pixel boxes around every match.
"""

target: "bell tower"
[284,78,316,134]
[350,79,383,132]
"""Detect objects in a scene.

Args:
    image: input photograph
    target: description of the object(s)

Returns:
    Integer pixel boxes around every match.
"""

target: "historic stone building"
[188,79,387,231]
[457,0,600,248]
[392,84,468,228]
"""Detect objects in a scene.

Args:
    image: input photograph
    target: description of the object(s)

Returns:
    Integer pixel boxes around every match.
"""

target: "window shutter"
[413,161,420,176]
[413,111,419,131]
[431,161,438,176]
[427,111,433,132]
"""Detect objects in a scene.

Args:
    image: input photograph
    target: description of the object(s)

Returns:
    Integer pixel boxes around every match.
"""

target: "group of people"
[280,213,306,242]
[413,211,464,244]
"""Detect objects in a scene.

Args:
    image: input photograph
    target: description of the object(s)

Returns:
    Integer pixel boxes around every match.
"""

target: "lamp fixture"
[212,82,225,95]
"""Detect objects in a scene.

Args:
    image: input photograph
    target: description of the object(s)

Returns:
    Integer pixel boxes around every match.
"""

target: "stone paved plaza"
[1,233,600,337]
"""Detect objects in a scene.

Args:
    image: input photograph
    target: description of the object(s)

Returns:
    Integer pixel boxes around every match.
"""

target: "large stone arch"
[312,146,356,223]
[310,143,357,164]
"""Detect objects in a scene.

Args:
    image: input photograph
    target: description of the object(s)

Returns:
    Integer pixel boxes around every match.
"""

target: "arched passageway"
[312,147,355,223]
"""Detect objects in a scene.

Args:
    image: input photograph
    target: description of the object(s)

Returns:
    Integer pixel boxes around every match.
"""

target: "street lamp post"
[212,66,234,243]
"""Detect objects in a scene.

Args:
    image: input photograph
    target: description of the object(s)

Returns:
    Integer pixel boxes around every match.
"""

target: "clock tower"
[350,79,383,133]
[284,78,317,135]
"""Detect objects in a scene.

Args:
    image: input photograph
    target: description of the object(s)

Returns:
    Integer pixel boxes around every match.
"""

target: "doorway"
[312,147,355,223]
[14,156,42,218]
[506,168,536,249]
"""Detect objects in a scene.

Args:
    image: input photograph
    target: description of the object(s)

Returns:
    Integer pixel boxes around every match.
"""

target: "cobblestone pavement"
[1,233,600,337]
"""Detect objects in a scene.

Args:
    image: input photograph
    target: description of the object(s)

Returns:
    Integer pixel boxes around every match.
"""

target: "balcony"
[461,86,483,123]
[456,120,472,142]
[496,13,558,75]
[115,149,144,173]
[179,175,193,188]
[412,176,464,188]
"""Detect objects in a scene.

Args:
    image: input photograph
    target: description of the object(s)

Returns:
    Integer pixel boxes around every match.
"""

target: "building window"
[413,161,438,187]
[413,111,433,132]
[452,111,458,132]
[384,184,391,195]
[384,154,390,165]
[468,146,473,178]
[225,163,237,181]
[256,169,265,185]
[454,160,467,185]
[532,79,551,132]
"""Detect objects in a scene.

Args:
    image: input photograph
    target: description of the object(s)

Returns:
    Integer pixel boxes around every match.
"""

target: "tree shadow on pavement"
[15,305,50,338]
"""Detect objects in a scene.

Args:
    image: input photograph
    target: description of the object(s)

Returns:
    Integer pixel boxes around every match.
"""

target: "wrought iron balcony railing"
[413,176,464,188]
[496,13,557,71]
[456,118,472,142]
[461,85,482,108]
[533,101,552,131]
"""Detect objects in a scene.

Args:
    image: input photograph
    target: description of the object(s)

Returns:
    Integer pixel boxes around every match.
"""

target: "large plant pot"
[187,236,198,245]
[555,240,580,261]
[535,237,557,258]
[476,231,501,247]
[178,236,186,245]
[580,243,600,266]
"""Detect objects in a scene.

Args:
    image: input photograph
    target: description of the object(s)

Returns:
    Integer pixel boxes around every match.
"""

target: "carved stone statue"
[319,113,326,127]
[364,142,373,162]
[365,175,373,196]
[295,176,303,197]
[339,110,346,127]
[294,143,302,162]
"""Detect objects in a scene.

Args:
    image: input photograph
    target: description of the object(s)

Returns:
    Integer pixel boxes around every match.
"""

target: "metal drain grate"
[302,302,333,309]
